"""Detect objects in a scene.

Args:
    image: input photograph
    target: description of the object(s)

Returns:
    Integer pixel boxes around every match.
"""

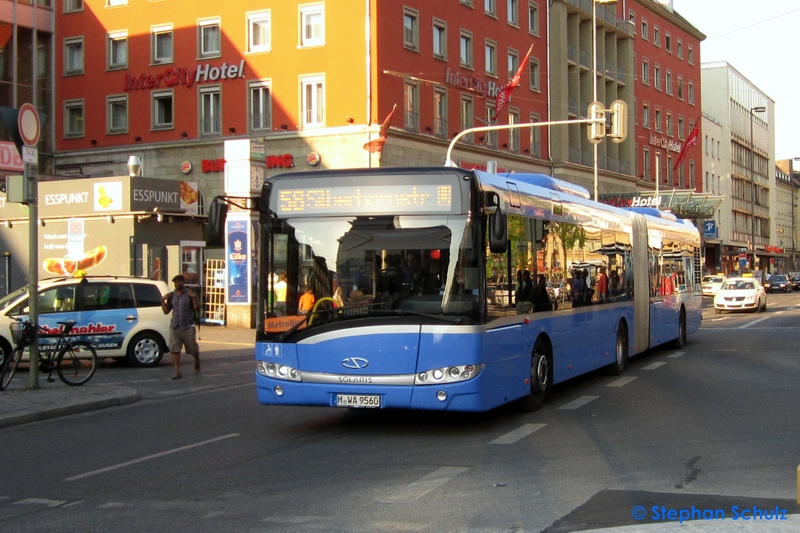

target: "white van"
[0,276,171,367]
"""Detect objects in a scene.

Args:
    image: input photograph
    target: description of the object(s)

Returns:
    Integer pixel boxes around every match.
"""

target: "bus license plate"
[336,394,380,408]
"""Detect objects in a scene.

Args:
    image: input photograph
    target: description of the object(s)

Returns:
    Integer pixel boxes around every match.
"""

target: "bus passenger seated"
[299,285,316,314]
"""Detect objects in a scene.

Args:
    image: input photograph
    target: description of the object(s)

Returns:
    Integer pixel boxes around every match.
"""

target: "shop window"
[107,31,128,70]
[107,94,128,134]
[64,37,84,75]
[249,81,271,132]
[148,245,167,282]
[198,19,221,58]
[181,245,203,286]
[152,24,173,64]
[248,11,271,53]
[300,4,324,47]
[200,86,221,136]
[64,99,84,138]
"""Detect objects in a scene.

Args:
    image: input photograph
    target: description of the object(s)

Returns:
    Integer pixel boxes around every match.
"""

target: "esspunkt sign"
[124,60,246,91]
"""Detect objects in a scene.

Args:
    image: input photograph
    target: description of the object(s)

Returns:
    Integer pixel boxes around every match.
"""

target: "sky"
[670,0,800,159]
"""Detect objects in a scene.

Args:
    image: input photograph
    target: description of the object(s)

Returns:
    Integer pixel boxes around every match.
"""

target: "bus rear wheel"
[519,338,551,412]
[608,323,628,375]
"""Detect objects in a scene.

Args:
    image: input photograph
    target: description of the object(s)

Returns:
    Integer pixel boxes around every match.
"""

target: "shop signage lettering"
[202,159,226,172]
[445,68,501,98]
[132,189,179,203]
[45,192,89,206]
[124,60,246,91]
[0,141,24,171]
[648,134,682,154]
[605,196,663,208]
[267,154,294,169]
[764,245,784,253]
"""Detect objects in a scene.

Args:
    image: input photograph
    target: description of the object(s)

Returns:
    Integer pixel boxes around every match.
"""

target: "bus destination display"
[277,184,454,215]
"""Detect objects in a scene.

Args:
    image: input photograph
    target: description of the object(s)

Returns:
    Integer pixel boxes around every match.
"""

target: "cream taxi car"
[701,274,726,297]
[713,277,767,314]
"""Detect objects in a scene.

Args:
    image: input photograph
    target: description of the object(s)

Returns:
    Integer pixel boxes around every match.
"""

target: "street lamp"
[749,106,766,274]
[592,0,618,201]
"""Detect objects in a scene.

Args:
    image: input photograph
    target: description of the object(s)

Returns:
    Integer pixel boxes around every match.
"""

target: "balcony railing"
[250,113,271,131]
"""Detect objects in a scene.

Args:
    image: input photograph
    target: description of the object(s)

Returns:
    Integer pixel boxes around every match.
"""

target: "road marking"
[14,498,66,507]
[642,362,666,370]
[97,502,127,508]
[737,316,771,329]
[667,352,685,358]
[261,515,321,524]
[64,434,239,481]
[129,379,163,383]
[380,466,469,503]
[558,396,599,410]
[490,423,546,444]
[606,376,638,387]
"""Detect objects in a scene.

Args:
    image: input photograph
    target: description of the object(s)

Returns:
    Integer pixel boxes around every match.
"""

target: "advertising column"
[223,139,265,328]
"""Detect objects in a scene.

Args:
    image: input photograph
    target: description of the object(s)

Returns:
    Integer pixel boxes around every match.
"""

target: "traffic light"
[608,100,628,143]
[587,101,606,144]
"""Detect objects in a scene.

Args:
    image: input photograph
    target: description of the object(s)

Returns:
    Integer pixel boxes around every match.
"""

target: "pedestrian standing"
[161,274,201,379]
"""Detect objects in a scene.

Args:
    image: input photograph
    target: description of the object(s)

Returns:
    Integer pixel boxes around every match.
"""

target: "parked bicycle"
[0,318,98,390]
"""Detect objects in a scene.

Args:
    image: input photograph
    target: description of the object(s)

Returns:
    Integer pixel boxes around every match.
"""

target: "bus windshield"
[262,214,484,337]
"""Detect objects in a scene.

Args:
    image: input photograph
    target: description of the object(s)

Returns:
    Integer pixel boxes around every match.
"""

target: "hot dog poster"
[41,218,112,277]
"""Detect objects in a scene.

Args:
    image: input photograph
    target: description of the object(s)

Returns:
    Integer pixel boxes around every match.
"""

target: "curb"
[0,389,140,430]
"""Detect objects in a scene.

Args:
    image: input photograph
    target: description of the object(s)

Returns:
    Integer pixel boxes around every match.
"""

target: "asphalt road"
[0,294,799,533]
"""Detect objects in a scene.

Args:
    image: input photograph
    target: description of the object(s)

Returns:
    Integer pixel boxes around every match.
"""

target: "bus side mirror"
[206,197,228,247]
[488,208,507,253]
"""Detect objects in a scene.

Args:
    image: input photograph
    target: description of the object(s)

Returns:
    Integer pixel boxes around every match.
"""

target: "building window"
[249,81,271,131]
[460,93,474,142]
[529,113,541,157]
[641,18,648,41]
[508,108,520,152]
[460,0,473,6]
[529,57,540,91]
[507,48,518,80]
[404,80,419,131]
[198,19,221,58]
[653,26,660,47]
[484,0,496,17]
[64,37,84,75]
[665,33,671,52]
[677,76,684,100]
[643,147,650,180]
[301,75,324,128]
[248,11,271,53]
[655,109,661,132]
[485,40,497,77]
[528,1,539,35]
[107,0,127,6]
[687,46,694,65]
[152,25,173,64]
[665,71,672,95]
[642,103,649,128]
[403,7,419,51]
[689,161,695,188]
[152,90,173,129]
[641,59,649,85]
[300,4,325,47]
[64,0,83,13]
[666,113,673,136]
[677,40,683,59]
[628,10,635,25]
[460,30,473,69]
[107,94,128,134]
[667,156,674,184]
[107,31,127,70]
[485,103,497,145]
[678,116,684,139]
[433,86,447,138]
[654,65,661,90]
[200,86,221,136]
[433,18,447,60]
[64,99,84,138]
[507,0,518,26]
[688,82,694,104]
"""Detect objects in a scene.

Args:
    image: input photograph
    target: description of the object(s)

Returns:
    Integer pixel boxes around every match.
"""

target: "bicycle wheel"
[0,345,25,391]
[56,341,97,386]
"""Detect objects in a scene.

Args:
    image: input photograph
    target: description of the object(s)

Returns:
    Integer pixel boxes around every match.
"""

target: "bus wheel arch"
[519,334,553,412]
[608,318,629,375]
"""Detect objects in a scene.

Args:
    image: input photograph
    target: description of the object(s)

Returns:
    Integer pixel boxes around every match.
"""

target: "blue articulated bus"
[210,166,701,412]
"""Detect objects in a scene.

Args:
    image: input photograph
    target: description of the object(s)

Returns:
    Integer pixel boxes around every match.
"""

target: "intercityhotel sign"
[445,68,501,98]
[649,134,682,154]
[124,60,246,91]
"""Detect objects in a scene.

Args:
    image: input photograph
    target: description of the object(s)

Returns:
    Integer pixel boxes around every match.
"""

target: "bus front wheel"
[608,322,628,376]
[519,338,551,412]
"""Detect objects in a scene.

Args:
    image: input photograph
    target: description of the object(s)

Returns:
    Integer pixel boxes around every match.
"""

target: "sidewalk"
[0,326,255,430]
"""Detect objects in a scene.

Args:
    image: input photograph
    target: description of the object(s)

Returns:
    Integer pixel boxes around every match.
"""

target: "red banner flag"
[362,104,397,153]
[492,44,534,121]
[673,119,700,170]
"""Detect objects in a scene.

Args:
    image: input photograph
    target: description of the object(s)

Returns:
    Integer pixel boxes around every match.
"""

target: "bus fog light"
[257,361,267,375]
[290,369,299,379]
[418,372,428,382]
[448,367,460,378]
[461,371,470,379]
[465,365,474,373]
[274,386,284,396]
[436,390,447,401]
[267,363,277,374]
[432,369,444,380]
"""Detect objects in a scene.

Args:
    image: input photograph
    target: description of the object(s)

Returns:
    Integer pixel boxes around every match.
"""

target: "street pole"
[592,0,599,202]
[749,106,765,276]
[26,163,39,389]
